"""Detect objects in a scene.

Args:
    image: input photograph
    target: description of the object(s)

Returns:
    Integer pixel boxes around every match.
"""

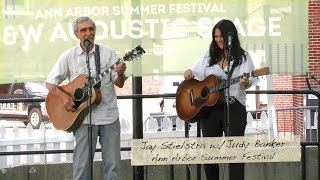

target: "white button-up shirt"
[46,44,120,124]
[190,50,257,106]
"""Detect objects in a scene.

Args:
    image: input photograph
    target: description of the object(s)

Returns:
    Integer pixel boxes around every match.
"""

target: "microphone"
[311,76,320,85]
[83,38,90,48]
[227,32,234,47]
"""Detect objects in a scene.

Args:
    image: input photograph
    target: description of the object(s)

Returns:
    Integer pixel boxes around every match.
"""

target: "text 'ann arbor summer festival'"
[131,136,301,165]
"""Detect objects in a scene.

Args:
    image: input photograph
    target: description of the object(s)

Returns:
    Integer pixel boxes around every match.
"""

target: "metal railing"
[0,90,319,180]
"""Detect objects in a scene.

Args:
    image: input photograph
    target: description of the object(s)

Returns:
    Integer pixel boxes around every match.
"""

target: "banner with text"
[0,0,308,83]
[131,136,301,165]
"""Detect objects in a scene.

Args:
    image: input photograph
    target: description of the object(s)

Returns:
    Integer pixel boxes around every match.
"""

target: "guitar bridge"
[189,89,194,105]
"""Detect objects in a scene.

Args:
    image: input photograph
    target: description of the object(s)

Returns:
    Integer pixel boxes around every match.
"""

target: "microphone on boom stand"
[84,38,91,50]
[226,32,234,62]
[225,31,234,136]
[83,37,94,180]
[227,32,233,49]
[311,76,320,85]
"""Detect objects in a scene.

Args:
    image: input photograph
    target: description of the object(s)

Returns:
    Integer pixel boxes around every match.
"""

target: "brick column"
[273,0,320,137]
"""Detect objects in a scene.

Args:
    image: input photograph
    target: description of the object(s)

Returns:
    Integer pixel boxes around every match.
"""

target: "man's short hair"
[72,16,96,34]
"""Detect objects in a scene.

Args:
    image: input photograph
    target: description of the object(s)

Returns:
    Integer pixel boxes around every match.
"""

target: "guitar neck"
[88,45,145,87]
[209,72,251,93]
[89,58,124,87]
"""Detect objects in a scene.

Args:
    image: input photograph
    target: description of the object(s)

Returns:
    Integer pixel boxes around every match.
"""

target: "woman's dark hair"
[208,19,247,67]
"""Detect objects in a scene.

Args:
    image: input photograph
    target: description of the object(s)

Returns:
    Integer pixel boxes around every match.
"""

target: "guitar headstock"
[122,45,146,62]
[252,67,270,77]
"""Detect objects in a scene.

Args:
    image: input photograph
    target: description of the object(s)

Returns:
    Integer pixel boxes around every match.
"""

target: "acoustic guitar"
[175,67,270,122]
[45,45,145,132]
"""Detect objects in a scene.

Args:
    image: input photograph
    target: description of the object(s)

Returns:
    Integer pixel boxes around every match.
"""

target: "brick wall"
[273,0,320,135]
[115,76,164,95]
[309,0,320,88]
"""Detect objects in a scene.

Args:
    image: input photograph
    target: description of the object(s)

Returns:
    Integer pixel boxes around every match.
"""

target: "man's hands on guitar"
[63,96,76,112]
[114,62,127,88]
[184,69,194,80]
[115,62,126,76]
[46,83,76,112]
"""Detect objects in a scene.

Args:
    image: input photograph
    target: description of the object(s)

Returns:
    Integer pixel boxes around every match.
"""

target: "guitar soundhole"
[201,87,209,99]
[74,88,84,101]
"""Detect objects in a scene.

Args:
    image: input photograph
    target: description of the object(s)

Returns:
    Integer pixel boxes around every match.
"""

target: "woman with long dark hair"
[184,19,256,180]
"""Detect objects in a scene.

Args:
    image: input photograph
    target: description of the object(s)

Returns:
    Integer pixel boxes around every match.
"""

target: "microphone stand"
[225,47,233,136]
[306,76,311,90]
[225,45,233,180]
[311,76,320,85]
[85,45,94,180]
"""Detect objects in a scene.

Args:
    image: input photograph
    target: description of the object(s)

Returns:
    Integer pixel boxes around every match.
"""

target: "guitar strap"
[94,44,101,88]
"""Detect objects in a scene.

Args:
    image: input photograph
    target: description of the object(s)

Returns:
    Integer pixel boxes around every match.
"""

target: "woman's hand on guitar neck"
[184,69,194,80]
[240,76,252,89]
